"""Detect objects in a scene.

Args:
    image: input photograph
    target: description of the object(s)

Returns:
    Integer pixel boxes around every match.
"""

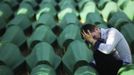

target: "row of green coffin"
[0,0,36,19]
[0,41,60,74]
[0,64,56,75]
[1,63,134,75]
[1,0,133,30]
[0,0,41,8]
[0,39,95,75]
[0,2,34,30]
[0,23,81,49]
[0,39,97,75]
[1,40,134,75]
[0,0,57,30]
[58,0,134,25]
[1,0,134,21]
[1,20,134,53]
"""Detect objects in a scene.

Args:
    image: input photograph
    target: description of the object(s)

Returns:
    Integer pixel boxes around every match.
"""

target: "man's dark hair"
[81,24,97,33]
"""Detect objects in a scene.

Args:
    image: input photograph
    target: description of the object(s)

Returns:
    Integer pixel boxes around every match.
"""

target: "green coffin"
[62,40,93,73]
[58,25,81,48]
[27,25,57,48]
[0,2,13,20]
[118,64,134,75]
[26,42,61,70]
[0,43,24,69]
[97,0,110,10]
[0,17,6,30]
[59,13,80,29]
[0,65,14,75]
[80,1,97,23]
[101,1,119,22]
[59,0,76,10]
[7,15,32,31]
[3,0,18,8]
[30,64,56,75]
[36,13,56,29]
[16,2,35,18]
[120,23,134,53]
[108,11,130,29]
[40,0,57,6]
[1,26,26,47]
[97,23,108,28]
[38,3,57,17]
[77,0,93,10]
[21,0,38,8]
[123,1,134,21]
[74,66,98,75]
[117,0,130,9]
[86,12,104,25]
[58,0,78,22]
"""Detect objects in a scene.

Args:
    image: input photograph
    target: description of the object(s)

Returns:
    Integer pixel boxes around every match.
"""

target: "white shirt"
[97,28,132,64]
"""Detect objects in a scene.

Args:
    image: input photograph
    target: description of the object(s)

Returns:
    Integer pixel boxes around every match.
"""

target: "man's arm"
[81,28,119,54]
[96,28,120,54]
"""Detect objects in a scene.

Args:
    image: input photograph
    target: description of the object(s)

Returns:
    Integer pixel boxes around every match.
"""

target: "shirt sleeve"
[95,28,120,54]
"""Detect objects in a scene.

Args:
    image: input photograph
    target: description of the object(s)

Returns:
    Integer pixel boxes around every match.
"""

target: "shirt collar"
[100,28,109,39]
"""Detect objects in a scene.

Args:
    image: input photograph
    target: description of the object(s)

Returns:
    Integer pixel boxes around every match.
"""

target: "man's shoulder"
[108,27,119,32]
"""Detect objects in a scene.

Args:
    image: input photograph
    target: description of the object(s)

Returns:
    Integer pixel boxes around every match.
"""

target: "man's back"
[100,28,132,64]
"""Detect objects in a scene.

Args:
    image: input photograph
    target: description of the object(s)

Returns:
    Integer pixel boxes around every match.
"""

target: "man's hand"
[81,30,96,45]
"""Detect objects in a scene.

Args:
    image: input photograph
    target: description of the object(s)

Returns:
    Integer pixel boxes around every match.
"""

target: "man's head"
[81,24,101,40]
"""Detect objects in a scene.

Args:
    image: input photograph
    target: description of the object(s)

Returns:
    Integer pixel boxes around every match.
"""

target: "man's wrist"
[90,39,97,45]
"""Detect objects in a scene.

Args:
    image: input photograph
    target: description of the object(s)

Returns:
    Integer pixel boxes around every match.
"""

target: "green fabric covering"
[58,25,81,48]
[98,0,111,10]
[8,15,32,31]
[27,25,57,48]
[26,42,61,70]
[78,0,93,10]
[30,64,56,75]
[0,65,14,75]
[0,17,6,30]
[21,0,37,8]
[16,2,35,18]
[97,23,108,28]
[86,12,104,25]
[123,1,134,21]
[108,11,130,29]
[117,0,130,9]
[58,0,78,22]
[80,1,97,23]
[59,0,76,10]
[60,13,80,29]
[36,13,56,29]
[41,0,57,6]
[3,0,18,8]
[58,9,78,22]
[0,43,24,69]
[0,2,13,20]
[74,66,98,75]
[120,23,134,53]
[62,40,93,73]
[118,64,134,75]
[1,26,26,47]
[38,3,57,17]
[101,1,119,22]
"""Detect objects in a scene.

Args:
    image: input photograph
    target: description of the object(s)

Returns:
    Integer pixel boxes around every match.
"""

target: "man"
[81,24,132,75]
